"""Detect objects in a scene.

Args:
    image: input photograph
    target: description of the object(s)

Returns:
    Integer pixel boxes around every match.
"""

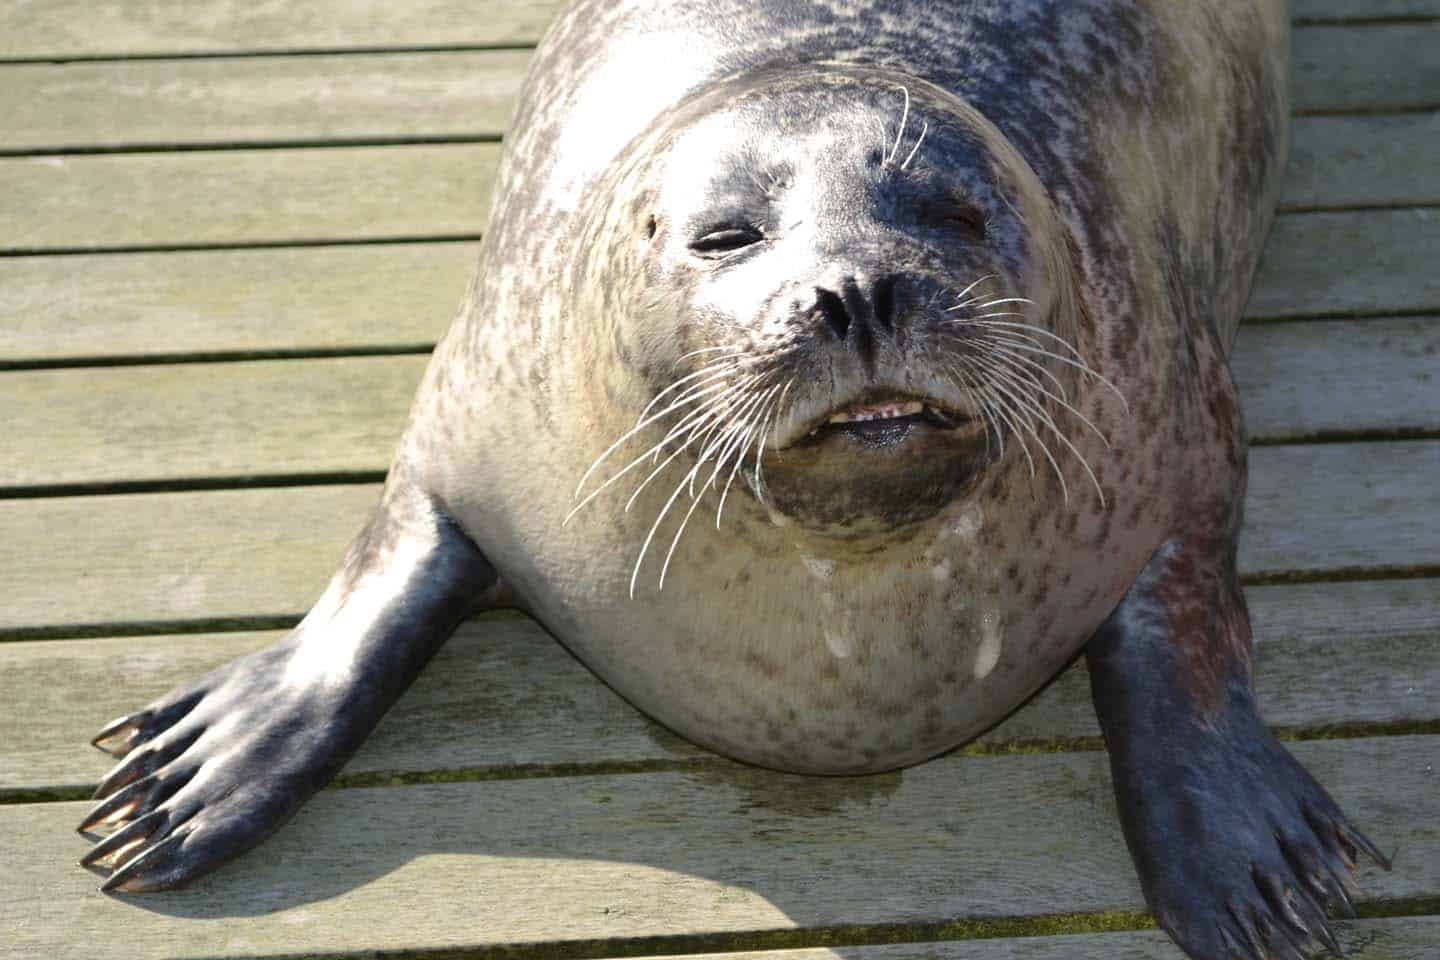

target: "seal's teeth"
[829,401,924,424]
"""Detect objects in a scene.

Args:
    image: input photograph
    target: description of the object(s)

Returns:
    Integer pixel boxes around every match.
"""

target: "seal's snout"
[812,273,905,364]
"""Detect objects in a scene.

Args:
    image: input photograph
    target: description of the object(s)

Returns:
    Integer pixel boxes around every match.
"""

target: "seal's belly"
[519,513,1119,774]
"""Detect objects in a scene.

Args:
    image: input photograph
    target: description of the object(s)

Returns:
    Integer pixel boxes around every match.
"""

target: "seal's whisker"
[968,352,1064,496]
[756,377,794,493]
[900,121,929,170]
[985,346,1114,450]
[640,357,745,422]
[656,388,774,590]
[981,339,1072,401]
[720,387,781,526]
[885,84,912,167]
[658,381,781,588]
[951,275,999,307]
[958,356,1039,478]
[976,350,1107,506]
[945,361,997,460]
[572,357,743,502]
[567,375,739,517]
[653,375,762,462]
[619,377,763,514]
[979,335,1128,411]
[974,296,1036,310]
[687,378,773,497]
[945,360,1005,460]
[948,318,1084,359]
[675,345,743,365]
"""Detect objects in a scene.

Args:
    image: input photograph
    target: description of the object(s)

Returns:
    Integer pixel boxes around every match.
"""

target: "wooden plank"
[0,0,566,60]
[3,316,1435,490]
[0,144,497,253]
[1247,208,1440,320]
[0,27,1432,153]
[3,209,1432,365]
[0,0,1433,59]
[625,922,1440,960]
[0,355,425,489]
[2,579,1434,795]
[1243,441,1440,577]
[0,51,528,153]
[1285,112,1440,211]
[1300,0,1440,18]
[1,737,1432,959]
[0,114,1430,253]
[1293,23,1440,113]
[0,442,1436,635]
[1233,315,1440,440]
[0,243,472,365]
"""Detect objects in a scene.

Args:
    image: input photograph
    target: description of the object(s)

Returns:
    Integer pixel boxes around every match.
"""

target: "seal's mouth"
[785,392,973,450]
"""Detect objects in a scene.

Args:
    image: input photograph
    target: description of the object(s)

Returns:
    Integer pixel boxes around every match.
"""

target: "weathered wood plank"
[624,922,1440,960]
[2,737,1432,960]
[1293,23,1440,113]
[0,113,1432,253]
[1232,315,1440,440]
[0,243,474,365]
[1,443,1436,634]
[0,26,1432,152]
[1242,441,1440,576]
[0,355,425,488]
[646,921,1440,960]
[0,51,528,153]
[0,0,565,60]
[0,144,498,253]
[3,316,1435,490]
[1285,112,1440,211]
[1247,208,1440,320]
[1298,0,1440,18]
[4,209,1432,365]
[0,0,1432,59]
[2,579,1434,795]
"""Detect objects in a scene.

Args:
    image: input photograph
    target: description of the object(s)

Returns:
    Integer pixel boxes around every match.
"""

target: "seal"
[77,3,1388,958]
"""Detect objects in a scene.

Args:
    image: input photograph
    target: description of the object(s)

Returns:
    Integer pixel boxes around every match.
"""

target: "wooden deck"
[1,2,1437,957]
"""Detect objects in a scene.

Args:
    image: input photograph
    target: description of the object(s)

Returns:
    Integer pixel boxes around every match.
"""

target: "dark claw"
[1338,822,1392,871]
[90,712,147,754]
[1226,899,1266,959]
[80,808,168,868]
[92,727,202,800]
[101,830,188,893]
[78,776,153,834]
[1326,875,1358,919]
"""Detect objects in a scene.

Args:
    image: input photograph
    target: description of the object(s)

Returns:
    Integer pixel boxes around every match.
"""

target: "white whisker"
[886,84,911,167]
[900,121,928,170]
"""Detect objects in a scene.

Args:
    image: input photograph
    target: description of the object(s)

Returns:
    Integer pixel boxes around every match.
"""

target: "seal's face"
[577,68,1094,570]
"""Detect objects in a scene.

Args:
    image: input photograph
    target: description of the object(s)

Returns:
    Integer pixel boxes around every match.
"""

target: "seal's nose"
[812,274,904,363]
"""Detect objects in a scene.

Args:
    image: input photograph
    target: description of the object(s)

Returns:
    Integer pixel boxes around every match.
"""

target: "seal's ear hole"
[644,214,658,240]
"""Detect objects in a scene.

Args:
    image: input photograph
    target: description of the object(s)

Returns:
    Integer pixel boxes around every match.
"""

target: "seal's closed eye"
[688,224,764,256]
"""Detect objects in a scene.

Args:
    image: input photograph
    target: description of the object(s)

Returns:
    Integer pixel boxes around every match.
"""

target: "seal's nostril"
[815,288,851,341]
[873,275,898,331]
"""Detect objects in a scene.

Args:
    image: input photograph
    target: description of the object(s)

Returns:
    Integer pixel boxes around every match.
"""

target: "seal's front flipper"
[1087,537,1389,960]
[78,484,497,892]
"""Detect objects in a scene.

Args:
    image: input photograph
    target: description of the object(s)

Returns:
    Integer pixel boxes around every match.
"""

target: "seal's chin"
[763,390,993,537]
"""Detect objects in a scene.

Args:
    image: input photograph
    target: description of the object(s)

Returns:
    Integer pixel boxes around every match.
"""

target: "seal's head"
[573,65,1098,575]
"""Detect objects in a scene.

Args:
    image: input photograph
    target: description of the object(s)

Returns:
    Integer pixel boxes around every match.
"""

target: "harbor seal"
[78,2,1389,957]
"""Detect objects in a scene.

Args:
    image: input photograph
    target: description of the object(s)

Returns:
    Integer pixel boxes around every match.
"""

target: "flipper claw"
[90,713,144,754]
[100,831,187,894]
[81,808,168,868]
